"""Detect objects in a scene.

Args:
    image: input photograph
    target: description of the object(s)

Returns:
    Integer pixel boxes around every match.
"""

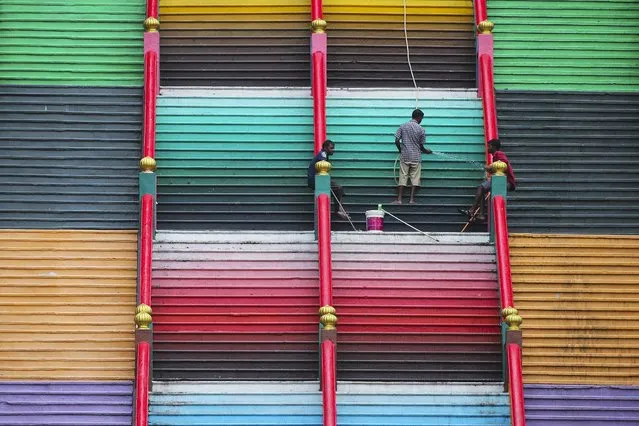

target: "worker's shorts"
[398,161,421,187]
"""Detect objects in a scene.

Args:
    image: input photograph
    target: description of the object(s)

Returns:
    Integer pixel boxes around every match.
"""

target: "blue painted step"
[149,382,510,425]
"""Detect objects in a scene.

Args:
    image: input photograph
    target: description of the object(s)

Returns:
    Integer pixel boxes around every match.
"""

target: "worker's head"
[412,109,424,124]
[487,138,501,154]
[322,139,335,155]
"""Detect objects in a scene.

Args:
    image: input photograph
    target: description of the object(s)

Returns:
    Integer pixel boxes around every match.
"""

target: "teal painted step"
[0,0,145,86]
[156,91,485,232]
[488,0,639,91]
[327,96,485,232]
[156,94,314,231]
[149,382,510,426]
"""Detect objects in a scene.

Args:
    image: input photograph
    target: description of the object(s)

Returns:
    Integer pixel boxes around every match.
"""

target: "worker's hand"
[425,149,433,154]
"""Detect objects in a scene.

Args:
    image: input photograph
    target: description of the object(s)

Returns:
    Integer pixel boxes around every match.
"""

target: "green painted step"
[0,0,145,86]
[489,0,639,91]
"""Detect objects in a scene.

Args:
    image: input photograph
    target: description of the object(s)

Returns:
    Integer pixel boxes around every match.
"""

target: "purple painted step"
[525,384,639,425]
[0,382,133,426]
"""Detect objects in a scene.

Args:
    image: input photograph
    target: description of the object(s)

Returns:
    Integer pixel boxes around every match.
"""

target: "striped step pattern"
[0,230,137,381]
[495,91,639,234]
[509,234,639,385]
[149,382,510,425]
[0,382,133,426]
[324,0,476,88]
[152,232,319,380]
[331,232,502,381]
[489,0,639,91]
[159,0,309,86]
[155,91,314,231]
[0,85,142,229]
[524,384,639,425]
[0,0,144,86]
[151,231,502,382]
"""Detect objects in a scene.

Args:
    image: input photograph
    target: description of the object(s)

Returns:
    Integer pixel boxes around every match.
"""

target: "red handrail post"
[311,13,327,154]
[134,341,151,426]
[492,191,526,426]
[143,52,158,158]
[315,163,337,426]
[312,52,327,153]
[475,5,525,423]
[311,4,336,425]
[474,0,487,24]
[321,339,337,425]
[492,195,514,308]
[317,193,333,307]
[311,0,323,21]
[473,0,495,161]
[135,5,160,426]
[507,344,526,426]
[146,0,158,19]
[479,54,497,161]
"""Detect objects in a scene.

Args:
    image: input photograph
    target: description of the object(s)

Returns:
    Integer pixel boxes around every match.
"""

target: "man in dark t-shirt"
[459,138,516,220]
[308,140,349,220]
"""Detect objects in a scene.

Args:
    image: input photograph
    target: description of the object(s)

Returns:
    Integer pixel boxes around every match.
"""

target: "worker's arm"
[395,137,402,153]
[419,132,432,154]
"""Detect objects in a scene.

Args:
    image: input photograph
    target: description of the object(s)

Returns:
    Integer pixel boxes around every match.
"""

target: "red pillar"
[474,0,487,24]
[493,196,513,308]
[143,52,158,158]
[507,344,526,426]
[135,342,150,426]
[312,52,327,154]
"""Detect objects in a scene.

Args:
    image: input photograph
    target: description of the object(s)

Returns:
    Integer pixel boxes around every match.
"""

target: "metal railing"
[134,1,159,425]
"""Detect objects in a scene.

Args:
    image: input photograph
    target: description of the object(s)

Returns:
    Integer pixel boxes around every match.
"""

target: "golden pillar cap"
[477,20,494,34]
[491,160,508,176]
[135,304,153,329]
[319,305,337,330]
[144,17,160,32]
[140,156,157,172]
[502,307,523,331]
[311,19,327,33]
[315,160,331,175]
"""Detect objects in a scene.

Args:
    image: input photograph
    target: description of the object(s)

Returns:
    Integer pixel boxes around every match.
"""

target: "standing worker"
[393,109,432,204]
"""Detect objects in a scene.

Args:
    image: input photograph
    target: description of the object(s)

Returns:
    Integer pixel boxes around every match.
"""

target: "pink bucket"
[365,209,385,232]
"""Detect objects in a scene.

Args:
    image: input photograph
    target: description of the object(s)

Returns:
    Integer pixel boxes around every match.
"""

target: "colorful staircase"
[9,0,639,425]
[148,230,508,424]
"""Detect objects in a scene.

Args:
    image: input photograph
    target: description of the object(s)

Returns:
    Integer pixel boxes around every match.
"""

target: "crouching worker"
[458,138,516,221]
[308,139,350,220]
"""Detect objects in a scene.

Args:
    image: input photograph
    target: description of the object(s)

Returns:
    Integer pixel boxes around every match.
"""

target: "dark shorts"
[480,179,515,192]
